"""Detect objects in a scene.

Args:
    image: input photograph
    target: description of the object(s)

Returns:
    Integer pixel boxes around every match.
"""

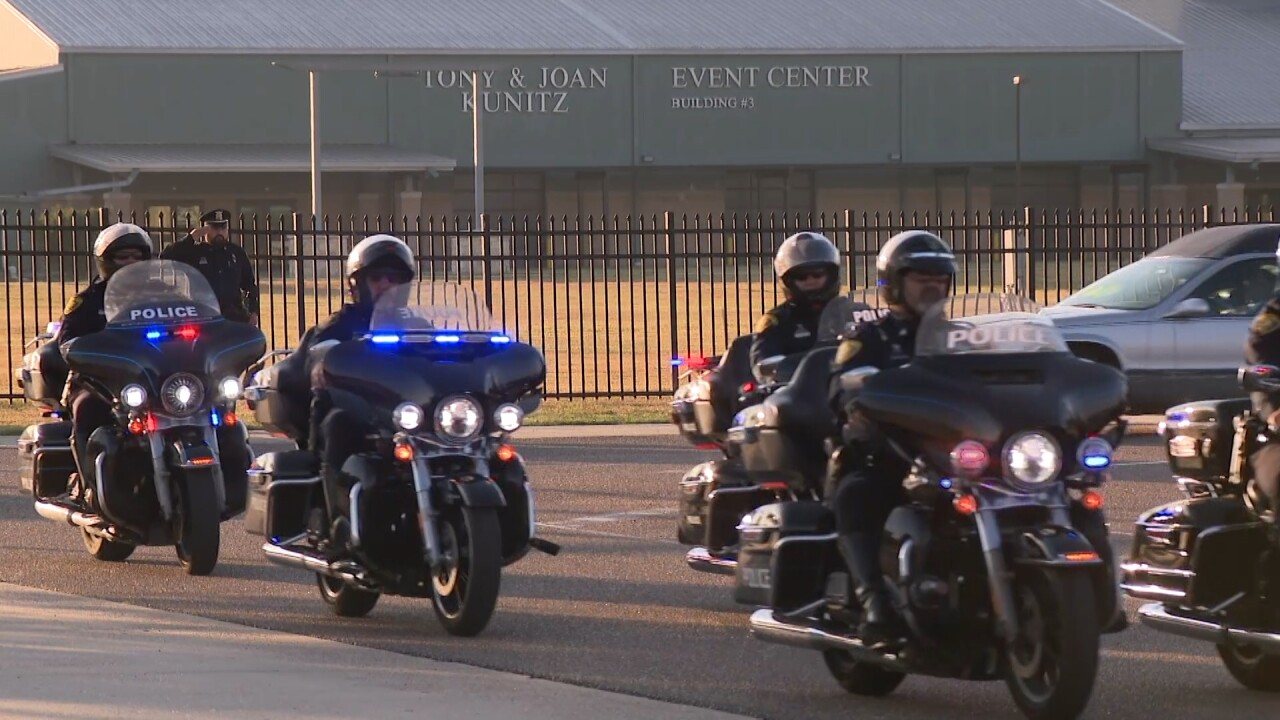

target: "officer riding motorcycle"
[751,232,847,384]
[829,230,1125,643]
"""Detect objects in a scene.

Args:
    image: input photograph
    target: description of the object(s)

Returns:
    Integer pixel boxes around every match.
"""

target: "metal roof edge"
[56,45,1185,56]
[0,63,64,82]
[1092,0,1185,46]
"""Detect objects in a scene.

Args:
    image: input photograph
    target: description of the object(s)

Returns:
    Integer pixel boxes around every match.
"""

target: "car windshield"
[369,281,502,335]
[1058,257,1213,311]
[103,259,222,326]
[916,299,1068,357]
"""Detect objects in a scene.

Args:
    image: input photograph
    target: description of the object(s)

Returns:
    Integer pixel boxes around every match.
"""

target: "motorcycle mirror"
[1240,364,1280,393]
[839,366,879,392]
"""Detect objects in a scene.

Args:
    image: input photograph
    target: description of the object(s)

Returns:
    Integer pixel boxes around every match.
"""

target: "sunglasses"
[791,269,829,281]
[365,269,411,283]
[111,250,146,261]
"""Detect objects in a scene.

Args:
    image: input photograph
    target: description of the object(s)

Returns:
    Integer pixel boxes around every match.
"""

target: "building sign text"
[669,65,871,111]
[424,67,609,114]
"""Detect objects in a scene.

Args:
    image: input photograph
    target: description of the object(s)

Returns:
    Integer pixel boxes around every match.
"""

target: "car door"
[1172,254,1277,399]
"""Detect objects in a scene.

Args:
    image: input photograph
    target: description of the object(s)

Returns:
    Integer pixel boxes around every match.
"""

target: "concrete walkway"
[0,582,752,720]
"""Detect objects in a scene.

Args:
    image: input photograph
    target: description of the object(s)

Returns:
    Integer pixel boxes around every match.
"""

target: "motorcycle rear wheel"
[1218,643,1280,691]
[822,649,906,696]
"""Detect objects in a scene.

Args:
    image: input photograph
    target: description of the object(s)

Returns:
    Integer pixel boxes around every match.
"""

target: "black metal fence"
[2,205,1275,402]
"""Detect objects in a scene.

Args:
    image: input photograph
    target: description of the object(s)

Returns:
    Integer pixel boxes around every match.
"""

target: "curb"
[0,418,1164,448]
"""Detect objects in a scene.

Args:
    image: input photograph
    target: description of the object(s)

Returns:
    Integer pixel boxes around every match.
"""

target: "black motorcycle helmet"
[774,232,841,304]
[875,230,957,307]
[345,234,416,305]
[92,222,154,279]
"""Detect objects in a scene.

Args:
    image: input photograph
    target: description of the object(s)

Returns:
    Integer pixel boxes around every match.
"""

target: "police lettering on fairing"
[944,324,1053,352]
[129,306,202,322]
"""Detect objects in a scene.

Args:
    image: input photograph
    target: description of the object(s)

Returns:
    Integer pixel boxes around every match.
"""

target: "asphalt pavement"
[0,432,1274,720]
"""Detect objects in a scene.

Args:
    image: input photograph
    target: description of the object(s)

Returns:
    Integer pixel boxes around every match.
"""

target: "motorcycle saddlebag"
[244,450,321,539]
[678,459,755,547]
[246,362,303,438]
[1124,495,1264,606]
[18,421,76,499]
[1160,398,1251,482]
[733,501,836,610]
[20,343,69,408]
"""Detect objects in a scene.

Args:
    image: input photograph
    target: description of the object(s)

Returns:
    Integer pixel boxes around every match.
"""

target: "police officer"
[161,209,259,324]
[826,230,955,642]
[750,232,842,383]
[284,234,416,550]
[1245,240,1280,522]
[54,223,154,502]
[829,230,1127,642]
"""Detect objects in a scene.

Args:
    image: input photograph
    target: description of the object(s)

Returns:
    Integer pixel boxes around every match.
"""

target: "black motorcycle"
[675,297,883,576]
[737,300,1127,720]
[243,282,558,637]
[17,260,264,575]
[1123,364,1280,691]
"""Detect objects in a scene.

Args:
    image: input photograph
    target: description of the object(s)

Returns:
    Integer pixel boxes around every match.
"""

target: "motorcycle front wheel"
[430,506,501,637]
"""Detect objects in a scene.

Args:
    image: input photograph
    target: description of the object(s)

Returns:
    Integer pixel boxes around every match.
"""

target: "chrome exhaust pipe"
[261,542,376,589]
[1138,603,1280,653]
[686,546,737,575]
[748,608,909,671]
[34,500,100,528]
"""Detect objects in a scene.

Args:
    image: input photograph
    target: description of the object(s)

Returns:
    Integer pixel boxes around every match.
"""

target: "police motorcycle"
[243,282,556,637]
[1123,365,1280,691]
[737,299,1127,720]
[17,260,264,575]
[678,296,885,575]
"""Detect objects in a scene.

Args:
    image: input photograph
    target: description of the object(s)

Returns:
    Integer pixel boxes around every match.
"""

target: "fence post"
[292,212,307,339]
[480,213,493,310]
[1202,204,1214,228]
[1002,208,1028,295]
[664,211,679,389]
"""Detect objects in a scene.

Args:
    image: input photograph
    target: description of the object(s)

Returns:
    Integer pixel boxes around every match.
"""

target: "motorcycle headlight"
[121,384,147,409]
[160,373,204,416]
[494,403,523,432]
[1003,432,1062,486]
[435,395,482,441]
[393,402,424,430]
[218,376,242,401]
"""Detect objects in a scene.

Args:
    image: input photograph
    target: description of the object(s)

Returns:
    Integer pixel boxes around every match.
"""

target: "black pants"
[1252,442,1280,521]
[314,406,368,521]
[71,389,113,482]
[826,451,910,589]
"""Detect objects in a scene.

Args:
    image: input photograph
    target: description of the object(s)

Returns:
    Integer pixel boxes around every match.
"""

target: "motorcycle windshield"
[320,282,544,424]
[856,295,1126,448]
[915,296,1067,357]
[104,260,222,327]
[369,281,503,337]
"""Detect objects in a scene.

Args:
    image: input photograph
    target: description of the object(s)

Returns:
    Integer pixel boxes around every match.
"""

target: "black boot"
[838,533,904,645]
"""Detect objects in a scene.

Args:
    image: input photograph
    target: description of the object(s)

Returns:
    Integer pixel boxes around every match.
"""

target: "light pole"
[309,70,321,220]
[471,70,485,228]
[1013,75,1023,214]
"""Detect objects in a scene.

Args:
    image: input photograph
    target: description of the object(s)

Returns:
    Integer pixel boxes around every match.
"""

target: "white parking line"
[536,522,680,545]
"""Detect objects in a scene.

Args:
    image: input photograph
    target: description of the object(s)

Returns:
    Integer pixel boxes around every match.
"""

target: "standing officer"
[161,209,260,324]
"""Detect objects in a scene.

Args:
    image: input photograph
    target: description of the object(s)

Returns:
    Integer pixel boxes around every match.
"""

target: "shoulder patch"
[1253,311,1280,336]
[62,295,82,316]
[755,311,778,334]
[835,339,863,366]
